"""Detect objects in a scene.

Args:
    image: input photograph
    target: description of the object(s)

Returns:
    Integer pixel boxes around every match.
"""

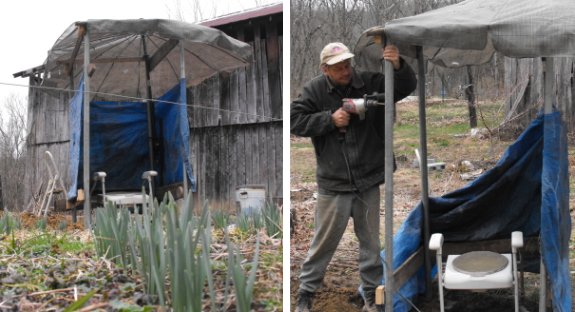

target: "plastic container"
[235,185,266,215]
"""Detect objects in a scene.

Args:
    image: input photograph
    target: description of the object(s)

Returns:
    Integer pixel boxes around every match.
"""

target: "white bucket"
[235,185,266,215]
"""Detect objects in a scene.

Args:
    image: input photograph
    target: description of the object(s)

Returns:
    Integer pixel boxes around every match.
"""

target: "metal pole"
[180,41,188,193]
[142,35,156,184]
[416,46,433,300]
[82,25,91,228]
[539,259,547,312]
[539,56,553,312]
[384,39,395,312]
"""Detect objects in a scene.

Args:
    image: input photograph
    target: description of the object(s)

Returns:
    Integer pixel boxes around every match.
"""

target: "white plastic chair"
[93,172,107,199]
[93,171,156,211]
[429,231,524,312]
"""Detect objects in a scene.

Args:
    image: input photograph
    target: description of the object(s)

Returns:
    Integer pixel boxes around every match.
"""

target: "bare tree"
[165,0,205,22]
[0,94,27,211]
[291,0,368,97]
[290,0,324,97]
[290,0,486,93]
[465,66,478,128]
[165,0,275,23]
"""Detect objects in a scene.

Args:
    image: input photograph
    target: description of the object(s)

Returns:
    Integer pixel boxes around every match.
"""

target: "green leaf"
[62,289,96,312]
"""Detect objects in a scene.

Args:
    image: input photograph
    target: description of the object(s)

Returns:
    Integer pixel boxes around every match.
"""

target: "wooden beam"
[393,246,425,290]
[13,64,45,78]
[69,23,86,89]
[149,39,179,72]
[58,57,143,65]
[59,39,184,70]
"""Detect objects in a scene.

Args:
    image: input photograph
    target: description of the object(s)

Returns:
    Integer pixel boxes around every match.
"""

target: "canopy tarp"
[52,18,251,201]
[43,19,252,100]
[67,79,195,197]
[356,0,575,68]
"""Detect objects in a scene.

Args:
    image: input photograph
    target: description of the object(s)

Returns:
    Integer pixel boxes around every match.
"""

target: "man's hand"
[383,45,401,70]
[332,108,350,129]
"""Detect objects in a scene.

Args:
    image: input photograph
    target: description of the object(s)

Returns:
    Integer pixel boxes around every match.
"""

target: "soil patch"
[290,99,575,311]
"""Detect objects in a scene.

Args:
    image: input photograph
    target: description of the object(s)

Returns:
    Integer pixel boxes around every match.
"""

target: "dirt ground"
[18,212,85,232]
[1,207,282,311]
[289,100,575,311]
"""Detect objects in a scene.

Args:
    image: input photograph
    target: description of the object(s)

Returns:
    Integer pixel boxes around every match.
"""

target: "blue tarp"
[67,79,195,198]
[382,112,571,312]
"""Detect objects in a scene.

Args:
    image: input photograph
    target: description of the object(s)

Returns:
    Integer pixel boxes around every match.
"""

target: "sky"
[0,0,279,110]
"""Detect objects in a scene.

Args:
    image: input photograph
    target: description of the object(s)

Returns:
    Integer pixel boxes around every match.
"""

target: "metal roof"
[200,2,282,27]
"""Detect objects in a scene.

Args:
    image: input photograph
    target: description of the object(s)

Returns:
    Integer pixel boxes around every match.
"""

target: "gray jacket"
[290,61,417,192]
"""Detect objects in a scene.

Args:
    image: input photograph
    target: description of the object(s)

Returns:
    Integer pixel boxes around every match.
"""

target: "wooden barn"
[192,3,283,208]
[14,12,280,214]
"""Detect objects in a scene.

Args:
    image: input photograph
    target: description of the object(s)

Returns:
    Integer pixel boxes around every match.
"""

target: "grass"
[393,99,512,168]
[0,211,20,235]
[290,146,316,183]
[1,230,93,256]
[291,142,312,149]
[291,99,507,180]
[26,233,90,255]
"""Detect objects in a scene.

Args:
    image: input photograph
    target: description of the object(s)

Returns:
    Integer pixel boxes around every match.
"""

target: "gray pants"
[298,185,383,293]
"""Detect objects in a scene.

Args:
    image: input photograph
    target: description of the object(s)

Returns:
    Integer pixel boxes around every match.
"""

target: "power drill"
[341,93,386,120]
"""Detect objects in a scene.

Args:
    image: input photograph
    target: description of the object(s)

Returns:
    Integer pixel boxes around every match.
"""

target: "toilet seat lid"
[452,251,509,277]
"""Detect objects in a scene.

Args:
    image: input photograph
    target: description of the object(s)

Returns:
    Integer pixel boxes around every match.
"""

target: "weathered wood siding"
[505,57,575,133]
[23,78,72,207]
[190,122,282,208]
[189,12,283,207]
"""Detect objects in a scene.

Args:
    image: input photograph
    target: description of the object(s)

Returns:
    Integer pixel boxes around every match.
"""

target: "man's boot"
[295,289,314,312]
[362,289,381,312]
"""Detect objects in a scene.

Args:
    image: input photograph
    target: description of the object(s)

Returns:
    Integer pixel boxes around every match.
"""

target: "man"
[290,42,417,312]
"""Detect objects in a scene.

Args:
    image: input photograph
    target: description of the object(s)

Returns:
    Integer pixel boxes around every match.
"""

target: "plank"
[198,128,206,200]
[209,77,218,127]
[225,126,235,210]
[265,20,282,120]
[209,128,218,201]
[227,71,237,125]
[393,247,424,290]
[236,25,248,125]
[278,34,283,107]
[217,126,226,201]
[237,125,246,186]
[220,74,231,125]
[266,124,274,201]
[251,25,262,124]
[238,66,248,124]
[258,125,266,189]
[274,122,282,201]
[259,37,270,123]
